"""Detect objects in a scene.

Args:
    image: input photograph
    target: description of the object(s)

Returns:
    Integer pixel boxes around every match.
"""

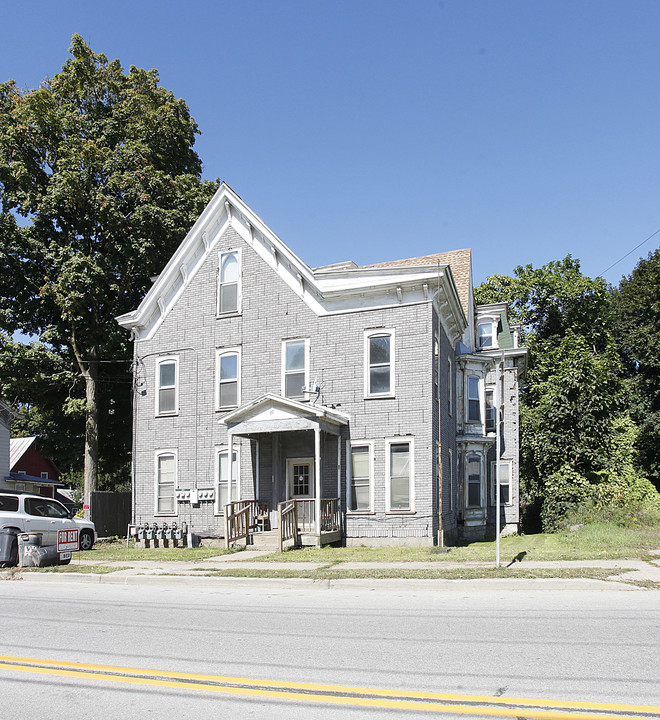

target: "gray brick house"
[117,183,526,546]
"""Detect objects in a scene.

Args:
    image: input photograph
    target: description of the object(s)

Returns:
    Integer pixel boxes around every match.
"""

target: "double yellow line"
[0,655,658,719]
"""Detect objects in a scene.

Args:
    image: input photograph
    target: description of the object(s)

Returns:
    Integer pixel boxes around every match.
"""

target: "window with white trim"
[485,388,496,433]
[365,329,395,397]
[433,335,439,402]
[217,250,240,315]
[40,472,49,479]
[466,454,482,508]
[155,452,177,515]
[447,358,453,416]
[156,357,178,416]
[448,448,454,511]
[467,375,481,423]
[386,439,413,511]
[478,321,494,349]
[349,443,373,512]
[282,339,309,400]
[217,349,240,409]
[217,448,238,512]
[491,461,511,505]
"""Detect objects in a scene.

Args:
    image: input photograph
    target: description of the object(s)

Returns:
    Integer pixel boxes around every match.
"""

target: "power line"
[598,227,660,278]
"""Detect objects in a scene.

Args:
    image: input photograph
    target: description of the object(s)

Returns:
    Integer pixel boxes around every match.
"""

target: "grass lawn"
[79,521,660,565]
[254,522,660,563]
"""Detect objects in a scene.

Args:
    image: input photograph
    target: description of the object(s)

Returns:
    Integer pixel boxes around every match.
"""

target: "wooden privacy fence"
[90,491,131,538]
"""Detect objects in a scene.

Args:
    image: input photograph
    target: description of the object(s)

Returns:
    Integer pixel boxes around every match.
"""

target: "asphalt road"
[0,578,658,719]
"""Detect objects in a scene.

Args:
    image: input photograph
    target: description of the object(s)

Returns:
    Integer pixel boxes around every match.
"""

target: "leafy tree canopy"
[0,35,218,504]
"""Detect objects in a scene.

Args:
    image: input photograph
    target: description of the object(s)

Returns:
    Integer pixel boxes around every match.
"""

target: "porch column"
[314,426,321,536]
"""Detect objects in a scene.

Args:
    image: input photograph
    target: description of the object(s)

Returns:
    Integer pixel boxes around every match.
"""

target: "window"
[25,498,69,518]
[155,452,176,515]
[349,443,373,512]
[156,357,178,416]
[282,339,308,400]
[447,358,453,416]
[365,330,395,397]
[467,375,481,423]
[433,335,439,401]
[387,439,413,511]
[217,250,240,315]
[478,321,494,349]
[40,472,49,479]
[491,461,511,505]
[217,449,238,511]
[217,349,240,409]
[448,448,454,511]
[485,389,496,432]
[466,454,482,508]
[0,495,18,512]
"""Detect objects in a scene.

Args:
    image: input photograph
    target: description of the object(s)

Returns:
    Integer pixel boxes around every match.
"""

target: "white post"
[314,427,321,537]
[228,432,236,502]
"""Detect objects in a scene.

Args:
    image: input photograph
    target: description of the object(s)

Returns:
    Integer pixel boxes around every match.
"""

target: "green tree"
[476,257,634,530]
[611,248,660,489]
[0,35,217,512]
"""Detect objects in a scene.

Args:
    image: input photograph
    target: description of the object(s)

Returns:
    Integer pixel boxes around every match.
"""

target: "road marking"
[0,655,658,719]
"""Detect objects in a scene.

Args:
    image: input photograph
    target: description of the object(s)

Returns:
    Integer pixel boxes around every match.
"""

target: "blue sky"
[2,0,659,286]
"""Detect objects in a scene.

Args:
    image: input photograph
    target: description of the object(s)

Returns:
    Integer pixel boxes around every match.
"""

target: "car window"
[43,500,70,518]
[0,496,19,512]
[25,498,70,518]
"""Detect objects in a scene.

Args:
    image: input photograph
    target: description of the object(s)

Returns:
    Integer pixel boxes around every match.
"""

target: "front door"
[286,457,315,499]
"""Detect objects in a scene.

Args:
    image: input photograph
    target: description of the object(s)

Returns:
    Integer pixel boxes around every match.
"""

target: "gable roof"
[10,436,36,468]
[117,183,469,344]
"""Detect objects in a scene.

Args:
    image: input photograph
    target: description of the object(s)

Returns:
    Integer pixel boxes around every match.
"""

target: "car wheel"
[79,530,94,551]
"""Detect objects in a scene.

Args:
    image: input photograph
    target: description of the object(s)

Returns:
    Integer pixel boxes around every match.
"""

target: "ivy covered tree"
[0,35,217,512]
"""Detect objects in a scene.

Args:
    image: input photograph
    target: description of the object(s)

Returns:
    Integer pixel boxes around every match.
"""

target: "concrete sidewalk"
[4,549,659,588]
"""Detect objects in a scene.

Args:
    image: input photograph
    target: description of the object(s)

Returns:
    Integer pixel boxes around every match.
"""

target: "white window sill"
[155,412,179,418]
[347,510,375,516]
[364,394,396,400]
[385,510,416,515]
[216,311,241,319]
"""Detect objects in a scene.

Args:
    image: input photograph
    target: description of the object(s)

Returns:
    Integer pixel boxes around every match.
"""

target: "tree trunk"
[82,349,99,520]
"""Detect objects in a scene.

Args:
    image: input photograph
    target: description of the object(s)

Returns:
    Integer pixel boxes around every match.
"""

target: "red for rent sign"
[58,529,79,552]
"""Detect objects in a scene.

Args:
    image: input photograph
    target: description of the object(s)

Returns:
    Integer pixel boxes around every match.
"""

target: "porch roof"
[220,394,350,437]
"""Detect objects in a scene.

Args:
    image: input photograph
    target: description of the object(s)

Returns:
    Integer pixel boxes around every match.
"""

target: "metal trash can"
[0,528,19,568]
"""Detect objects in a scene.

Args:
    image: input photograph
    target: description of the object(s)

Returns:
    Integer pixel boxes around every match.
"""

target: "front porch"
[220,394,350,550]
[224,497,342,550]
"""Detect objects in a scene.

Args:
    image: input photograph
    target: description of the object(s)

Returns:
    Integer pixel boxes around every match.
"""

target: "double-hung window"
[217,449,238,512]
[217,349,240,409]
[349,443,373,512]
[365,329,395,397]
[467,375,481,423]
[447,358,453,416]
[433,335,439,402]
[386,439,413,511]
[156,357,178,416]
[491,461,511,505]
[485,389,496,432]
[478,321,494,349]
[466,454,482,508]
[282,339,309,400]
[217,250,240,315]
[155,452,176,515]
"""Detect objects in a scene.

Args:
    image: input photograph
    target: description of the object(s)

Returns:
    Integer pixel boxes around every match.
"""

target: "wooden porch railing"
[277,500,298,552]
[224,500,269,549]
[294,498,341,533]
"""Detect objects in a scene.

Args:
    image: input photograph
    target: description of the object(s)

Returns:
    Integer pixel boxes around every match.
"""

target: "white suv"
[0,492,96,551]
